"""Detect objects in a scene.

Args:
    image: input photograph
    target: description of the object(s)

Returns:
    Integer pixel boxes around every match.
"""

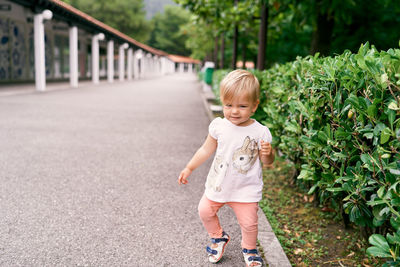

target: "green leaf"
[366,246,392,258]
[390,169,400,176]
[335,127,352,140]
[380,73,389,88]
[390,217,400,229]
[373,205,387,220]
[332,152,347,159]
[343,194,352,201]
[297,169,313,181]
[391,198,400,206]
[388,110,396,129]
[359,97,368,110]
[379,207,391,217]
[361,154,370,164]
[388,101,400,111]
[347,94,360,110]
[369,234,390,252]
[381,127,392,144]
[284,122,300,133]
[389,181,400,193]
[387,232,400,245]
[373,217,386,227]
[364,132,374,139]
[350,205,362,223]
[318,131,328,142]
[326,187,345,192]
[367,104,377,118]
[374,123,386,136]
[355,54,367,69]
[308,183,319,194]
[378,187,386,198]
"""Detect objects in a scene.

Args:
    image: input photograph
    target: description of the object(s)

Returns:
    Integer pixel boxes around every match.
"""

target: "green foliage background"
[176,0,400,67]
[147,5,192,56]
[64,0,152,42]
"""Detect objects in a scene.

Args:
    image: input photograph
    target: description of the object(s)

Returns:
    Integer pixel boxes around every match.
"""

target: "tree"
[176,0,400,66]
[256,0,269,70]
[265,2,311,65]
[175,0,234,67]
[309,0,335,56]
[175,0,261,68]
[147,5,191,56]
[330,0,400,54]
[219,33,225,69]
[231,0,239,69]
[64,0,153,42]
[180,19,215,60]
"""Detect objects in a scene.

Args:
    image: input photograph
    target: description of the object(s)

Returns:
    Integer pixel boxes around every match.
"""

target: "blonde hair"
[220,69,260,104]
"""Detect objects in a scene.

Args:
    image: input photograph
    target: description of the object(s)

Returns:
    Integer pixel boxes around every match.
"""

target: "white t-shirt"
[205,117,272,203]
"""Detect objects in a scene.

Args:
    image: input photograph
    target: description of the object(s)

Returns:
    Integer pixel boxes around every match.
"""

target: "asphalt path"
[0,74,248,266]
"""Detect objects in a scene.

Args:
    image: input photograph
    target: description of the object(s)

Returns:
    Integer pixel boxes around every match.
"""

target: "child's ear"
[252,100,260,112]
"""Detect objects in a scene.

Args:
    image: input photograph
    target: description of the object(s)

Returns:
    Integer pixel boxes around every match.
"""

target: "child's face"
[222,93,259,127]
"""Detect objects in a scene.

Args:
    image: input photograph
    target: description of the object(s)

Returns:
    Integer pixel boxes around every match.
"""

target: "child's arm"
[178,134,217,185]
[260,140,275,168]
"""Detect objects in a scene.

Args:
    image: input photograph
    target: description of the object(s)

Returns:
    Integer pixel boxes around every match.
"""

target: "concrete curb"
[197,80,292,267]
[258,207,292,267]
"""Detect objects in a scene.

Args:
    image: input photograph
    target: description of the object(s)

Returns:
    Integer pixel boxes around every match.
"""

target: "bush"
[211,69,230,102]
[212,42,400,264]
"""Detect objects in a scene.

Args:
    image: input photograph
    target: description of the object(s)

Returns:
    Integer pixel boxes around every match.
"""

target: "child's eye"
[240,105,248,108]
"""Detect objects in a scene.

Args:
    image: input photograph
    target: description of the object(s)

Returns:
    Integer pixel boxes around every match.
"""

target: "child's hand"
[178,167,192,185]
[260,140,274,169]
[260,140,272,156]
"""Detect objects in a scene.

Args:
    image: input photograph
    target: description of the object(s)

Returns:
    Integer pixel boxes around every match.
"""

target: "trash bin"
[205,68,214,85]
[203,61,215,85]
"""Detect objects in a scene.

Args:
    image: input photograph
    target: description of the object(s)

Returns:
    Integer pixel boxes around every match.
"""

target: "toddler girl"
[178,69,274,267]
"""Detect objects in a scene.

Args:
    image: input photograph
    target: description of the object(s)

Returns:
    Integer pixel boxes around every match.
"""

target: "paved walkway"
[0,74,290,266]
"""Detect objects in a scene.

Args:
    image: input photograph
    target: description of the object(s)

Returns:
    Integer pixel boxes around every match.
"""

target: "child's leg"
[198,194,225,238]
[228,202,259,249]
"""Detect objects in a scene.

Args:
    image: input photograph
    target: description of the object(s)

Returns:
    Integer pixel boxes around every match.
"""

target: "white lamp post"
[119,43,129,81]
[92,33,105,84]
[134,50,142,79]
[127,48,133,80]
[146,53,152,78]
[34,9,52,91]
[69,25,78,88]
[107,40,114,83]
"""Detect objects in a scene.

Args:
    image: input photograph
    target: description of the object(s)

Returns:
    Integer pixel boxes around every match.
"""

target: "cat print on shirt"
[232,136,258,174]
[206,155,228,192]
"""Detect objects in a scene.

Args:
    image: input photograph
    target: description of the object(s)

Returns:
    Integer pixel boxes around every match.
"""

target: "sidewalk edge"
[258,208,292,267]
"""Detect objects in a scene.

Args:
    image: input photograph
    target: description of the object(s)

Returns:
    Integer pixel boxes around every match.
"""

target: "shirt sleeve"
[209,117,222,139]
[258,125,273,149]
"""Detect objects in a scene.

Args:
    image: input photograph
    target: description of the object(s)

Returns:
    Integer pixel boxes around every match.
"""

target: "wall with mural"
[0,0,112,84]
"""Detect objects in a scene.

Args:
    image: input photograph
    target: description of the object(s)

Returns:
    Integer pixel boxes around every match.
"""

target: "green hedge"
[212,43,400,263]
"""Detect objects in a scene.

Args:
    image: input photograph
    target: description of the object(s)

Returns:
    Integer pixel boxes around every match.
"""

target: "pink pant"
[198,194,259,249]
